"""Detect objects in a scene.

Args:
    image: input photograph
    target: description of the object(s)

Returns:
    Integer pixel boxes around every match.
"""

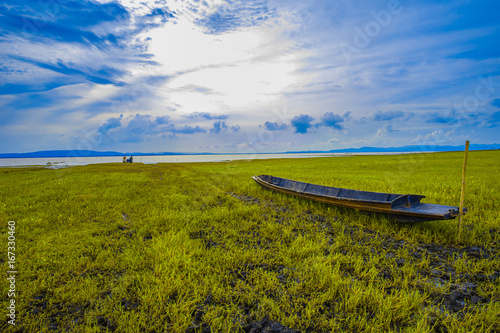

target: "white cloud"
[2,0,500,153]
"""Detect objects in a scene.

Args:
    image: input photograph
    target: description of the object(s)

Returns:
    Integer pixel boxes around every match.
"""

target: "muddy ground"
[23,193,499,333]
[188,192,499,333]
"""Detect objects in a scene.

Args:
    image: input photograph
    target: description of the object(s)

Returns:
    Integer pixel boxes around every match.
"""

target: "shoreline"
[0,151,434,168]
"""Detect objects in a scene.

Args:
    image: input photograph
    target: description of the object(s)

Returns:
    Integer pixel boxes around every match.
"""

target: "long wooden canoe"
[252,175,465,222]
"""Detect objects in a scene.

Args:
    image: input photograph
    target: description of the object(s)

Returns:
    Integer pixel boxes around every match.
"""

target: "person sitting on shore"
[123,156,127,163]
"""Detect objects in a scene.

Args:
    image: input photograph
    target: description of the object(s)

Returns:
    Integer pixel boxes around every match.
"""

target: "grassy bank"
[1,151,499,332]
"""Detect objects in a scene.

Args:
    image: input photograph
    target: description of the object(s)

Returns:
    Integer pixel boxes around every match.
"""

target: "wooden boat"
[252,175,465,222]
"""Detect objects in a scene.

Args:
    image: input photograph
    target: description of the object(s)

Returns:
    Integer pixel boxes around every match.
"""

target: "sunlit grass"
[0,151,499,332]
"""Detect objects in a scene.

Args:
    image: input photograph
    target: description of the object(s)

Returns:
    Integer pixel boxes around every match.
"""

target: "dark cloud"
[185,112,229,120]
[210,121,228,134]
[426,111,460,124]
[99,113,207,143]
[290,112,350,132]
[426,109,482,126]
[114,114,162,142]
[264,121,287,131]
[320,112,351,130]
[98,115,123,134]
[101,114,149,143]
[194,0,276,34]
[156,115,171,125]
[126,114,207,136]
[291,114,314,134]
[373,110,412,121]
[168,124,206,134]
[125,114,156,139]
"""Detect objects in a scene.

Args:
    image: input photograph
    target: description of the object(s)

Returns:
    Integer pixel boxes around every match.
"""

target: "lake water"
[0,152,417,168]
[0,153,350,167]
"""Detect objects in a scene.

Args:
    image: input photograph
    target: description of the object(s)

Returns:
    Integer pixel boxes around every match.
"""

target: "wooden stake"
[457,140,469,242]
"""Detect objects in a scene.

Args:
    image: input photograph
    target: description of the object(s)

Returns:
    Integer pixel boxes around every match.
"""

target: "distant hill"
[0,144,498,159]
[0,150,121,158]
[285,143,500,154]
[0,150,186,158]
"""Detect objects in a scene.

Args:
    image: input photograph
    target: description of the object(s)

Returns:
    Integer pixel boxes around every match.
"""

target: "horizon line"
[1,143,499,158]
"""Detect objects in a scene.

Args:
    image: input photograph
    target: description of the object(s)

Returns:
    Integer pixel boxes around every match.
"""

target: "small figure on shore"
[125,156,133,163]
[123,156,127,163]
[129,156,133,163]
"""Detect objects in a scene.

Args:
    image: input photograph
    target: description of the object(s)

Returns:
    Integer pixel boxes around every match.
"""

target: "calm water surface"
[0,152,417,168]
[0,153,351,167]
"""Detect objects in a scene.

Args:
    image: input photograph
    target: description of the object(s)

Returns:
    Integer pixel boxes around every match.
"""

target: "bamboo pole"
[457,140,470,242]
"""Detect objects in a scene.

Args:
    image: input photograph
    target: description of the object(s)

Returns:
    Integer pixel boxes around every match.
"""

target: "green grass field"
[1,151,499,332]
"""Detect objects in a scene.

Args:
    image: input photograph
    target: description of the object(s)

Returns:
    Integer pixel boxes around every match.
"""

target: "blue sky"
[1,0,499,153]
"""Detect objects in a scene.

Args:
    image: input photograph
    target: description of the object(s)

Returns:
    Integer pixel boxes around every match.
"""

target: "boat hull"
[252,175,464,222]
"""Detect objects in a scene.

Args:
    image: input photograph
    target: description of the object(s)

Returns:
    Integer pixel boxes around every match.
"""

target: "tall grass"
[0,151,499,332]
